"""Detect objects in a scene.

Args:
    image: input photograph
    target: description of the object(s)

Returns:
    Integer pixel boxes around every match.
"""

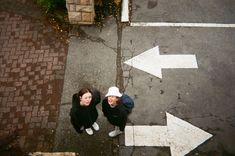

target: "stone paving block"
[76,5,93,12]
[80,0,91,5]
[82,12,93,22]
[69,4,76,12]
[68,12,82,22]
[0,2,68,152]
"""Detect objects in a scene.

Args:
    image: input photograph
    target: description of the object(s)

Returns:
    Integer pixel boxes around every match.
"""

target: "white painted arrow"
[124,46,198,79]
[125,112,213,156]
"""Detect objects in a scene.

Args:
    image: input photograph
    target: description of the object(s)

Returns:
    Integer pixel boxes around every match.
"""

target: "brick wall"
[66,0,95,24]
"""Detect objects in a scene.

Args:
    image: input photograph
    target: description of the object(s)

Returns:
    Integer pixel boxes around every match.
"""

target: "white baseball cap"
[105,86,122,97]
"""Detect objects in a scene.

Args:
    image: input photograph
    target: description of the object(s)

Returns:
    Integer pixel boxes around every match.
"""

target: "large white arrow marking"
[125,112,213,156]
[124,46,198,79]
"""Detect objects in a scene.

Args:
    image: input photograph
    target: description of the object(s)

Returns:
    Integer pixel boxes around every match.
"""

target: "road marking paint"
[125,112,213,156]
[130,22,235,28]
[124,46,198,79]
[121,0,129,22]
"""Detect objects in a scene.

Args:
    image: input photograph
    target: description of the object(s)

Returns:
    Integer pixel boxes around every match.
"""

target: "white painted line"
[125,125,169,146]
[125,112,213,156]
[124,46,198,79]
[121,0,129,22]
[131,22,235,28]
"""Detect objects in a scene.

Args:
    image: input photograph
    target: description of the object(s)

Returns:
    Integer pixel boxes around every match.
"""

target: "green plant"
[36,0,66,13]
[36,0,70,34]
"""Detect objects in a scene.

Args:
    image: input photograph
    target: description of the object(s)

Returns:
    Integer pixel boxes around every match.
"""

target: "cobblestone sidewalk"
[0,0,68,154]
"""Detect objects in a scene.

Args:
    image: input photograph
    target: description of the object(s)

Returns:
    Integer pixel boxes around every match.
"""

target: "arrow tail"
[125,125,170,146]
[159,55,198,68]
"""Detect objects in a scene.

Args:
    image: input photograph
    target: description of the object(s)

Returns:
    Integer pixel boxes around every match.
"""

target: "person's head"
[105,86,122,107]
[78,88,92,106]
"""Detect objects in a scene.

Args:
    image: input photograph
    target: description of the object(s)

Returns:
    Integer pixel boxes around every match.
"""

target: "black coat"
[70,90,100,133]
[102,98,129,131]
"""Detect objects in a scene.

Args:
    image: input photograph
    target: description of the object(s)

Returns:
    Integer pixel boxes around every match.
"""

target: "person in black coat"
[102,86,130,137]
[70,88,101,135]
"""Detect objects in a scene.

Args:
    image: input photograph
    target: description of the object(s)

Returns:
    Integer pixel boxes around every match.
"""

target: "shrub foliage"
[36,0,66,12]
[94,0,121,25]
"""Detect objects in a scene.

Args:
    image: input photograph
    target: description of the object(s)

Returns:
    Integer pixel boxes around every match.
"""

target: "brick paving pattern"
[0,0,68,154]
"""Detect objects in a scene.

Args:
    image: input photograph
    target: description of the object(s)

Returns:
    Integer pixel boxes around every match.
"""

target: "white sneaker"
[108,129,123,137]
[92,122,99,131]
[85,128,93,135]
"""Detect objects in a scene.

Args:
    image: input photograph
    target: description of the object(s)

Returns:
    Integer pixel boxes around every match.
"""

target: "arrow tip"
[166,112,213,156]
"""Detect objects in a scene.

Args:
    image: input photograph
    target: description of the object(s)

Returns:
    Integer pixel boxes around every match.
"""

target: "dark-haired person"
[70,88,101,135]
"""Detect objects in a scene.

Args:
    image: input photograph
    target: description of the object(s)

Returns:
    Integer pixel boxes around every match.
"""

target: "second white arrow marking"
[124,46,198,79]
[125,112,213,156]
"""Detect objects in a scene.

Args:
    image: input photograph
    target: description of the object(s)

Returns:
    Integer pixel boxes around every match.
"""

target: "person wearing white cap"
[70,88,101,135]
[102,86,131,137]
